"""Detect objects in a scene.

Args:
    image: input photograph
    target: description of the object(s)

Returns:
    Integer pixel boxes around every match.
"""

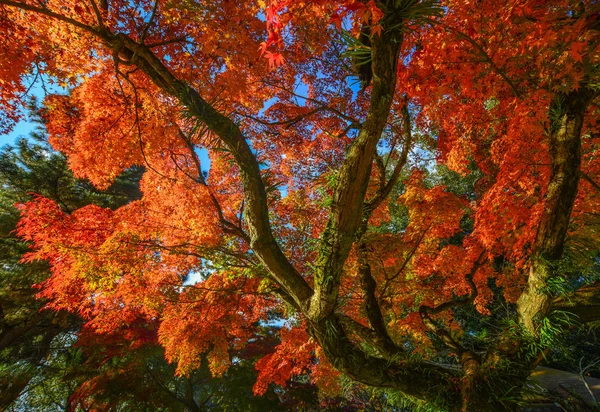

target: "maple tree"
[1,127,362,411]
[1,0,599,410]
[0,120,332,410]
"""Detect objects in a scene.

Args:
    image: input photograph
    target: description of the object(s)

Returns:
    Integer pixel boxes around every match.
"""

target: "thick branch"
[109,35,313,307]
[332,100,414,361]
[309,313,458,403]
[356,246,402,358]
[0,1,315,309]
[310,31,401,321]
[550,282,600,323]
[338,315,402,358]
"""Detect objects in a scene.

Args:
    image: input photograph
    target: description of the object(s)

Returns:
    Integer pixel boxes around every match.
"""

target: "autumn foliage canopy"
[1,0,600,410]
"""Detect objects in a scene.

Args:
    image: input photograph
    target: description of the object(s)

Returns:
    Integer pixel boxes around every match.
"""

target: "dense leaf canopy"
[0,0,599,410]
[1,125,356,411]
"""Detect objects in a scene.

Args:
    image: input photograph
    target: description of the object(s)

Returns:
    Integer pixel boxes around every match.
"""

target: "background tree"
[0,0,599,411]
[0,107,143,409]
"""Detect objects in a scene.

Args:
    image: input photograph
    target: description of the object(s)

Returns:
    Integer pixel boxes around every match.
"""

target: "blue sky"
[1,118,37,147]
[1,79,66,147]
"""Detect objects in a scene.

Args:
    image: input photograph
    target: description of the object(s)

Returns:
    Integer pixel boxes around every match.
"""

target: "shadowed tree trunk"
[517,88,596,335]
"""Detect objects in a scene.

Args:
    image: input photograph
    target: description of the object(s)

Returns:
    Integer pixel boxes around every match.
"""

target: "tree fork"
[307,313,458,404]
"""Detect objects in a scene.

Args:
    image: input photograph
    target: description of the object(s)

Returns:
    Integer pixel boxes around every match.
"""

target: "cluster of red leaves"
[260,0,385,68]
[160,274,272,377]
[253,324,340,396]
[16,193,267,378]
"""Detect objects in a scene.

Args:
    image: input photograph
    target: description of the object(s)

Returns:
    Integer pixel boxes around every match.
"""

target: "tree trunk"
[517,89,595,335]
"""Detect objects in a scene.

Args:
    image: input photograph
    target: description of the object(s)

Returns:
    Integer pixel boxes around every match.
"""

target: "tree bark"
[550,282,600,323]
[517,88,596,335]
[102,33,315,311]
[309,31,401,321]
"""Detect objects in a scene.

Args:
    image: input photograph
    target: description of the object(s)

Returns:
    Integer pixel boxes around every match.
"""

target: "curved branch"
[338,314,403,358]
[356,245,402,358]
[0,1,314,309]
[140,0,159,42]
[107,36,313,307]
[88,0,105,28]
[259,81,361,126]
[580,170,600,192]
[419,252,485,353]
[0,1,102,36]
[387,225,430,283]
[175,127,249,242]
[550,282,600,323]
[309,313,458,403]
[365,97,413,213]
